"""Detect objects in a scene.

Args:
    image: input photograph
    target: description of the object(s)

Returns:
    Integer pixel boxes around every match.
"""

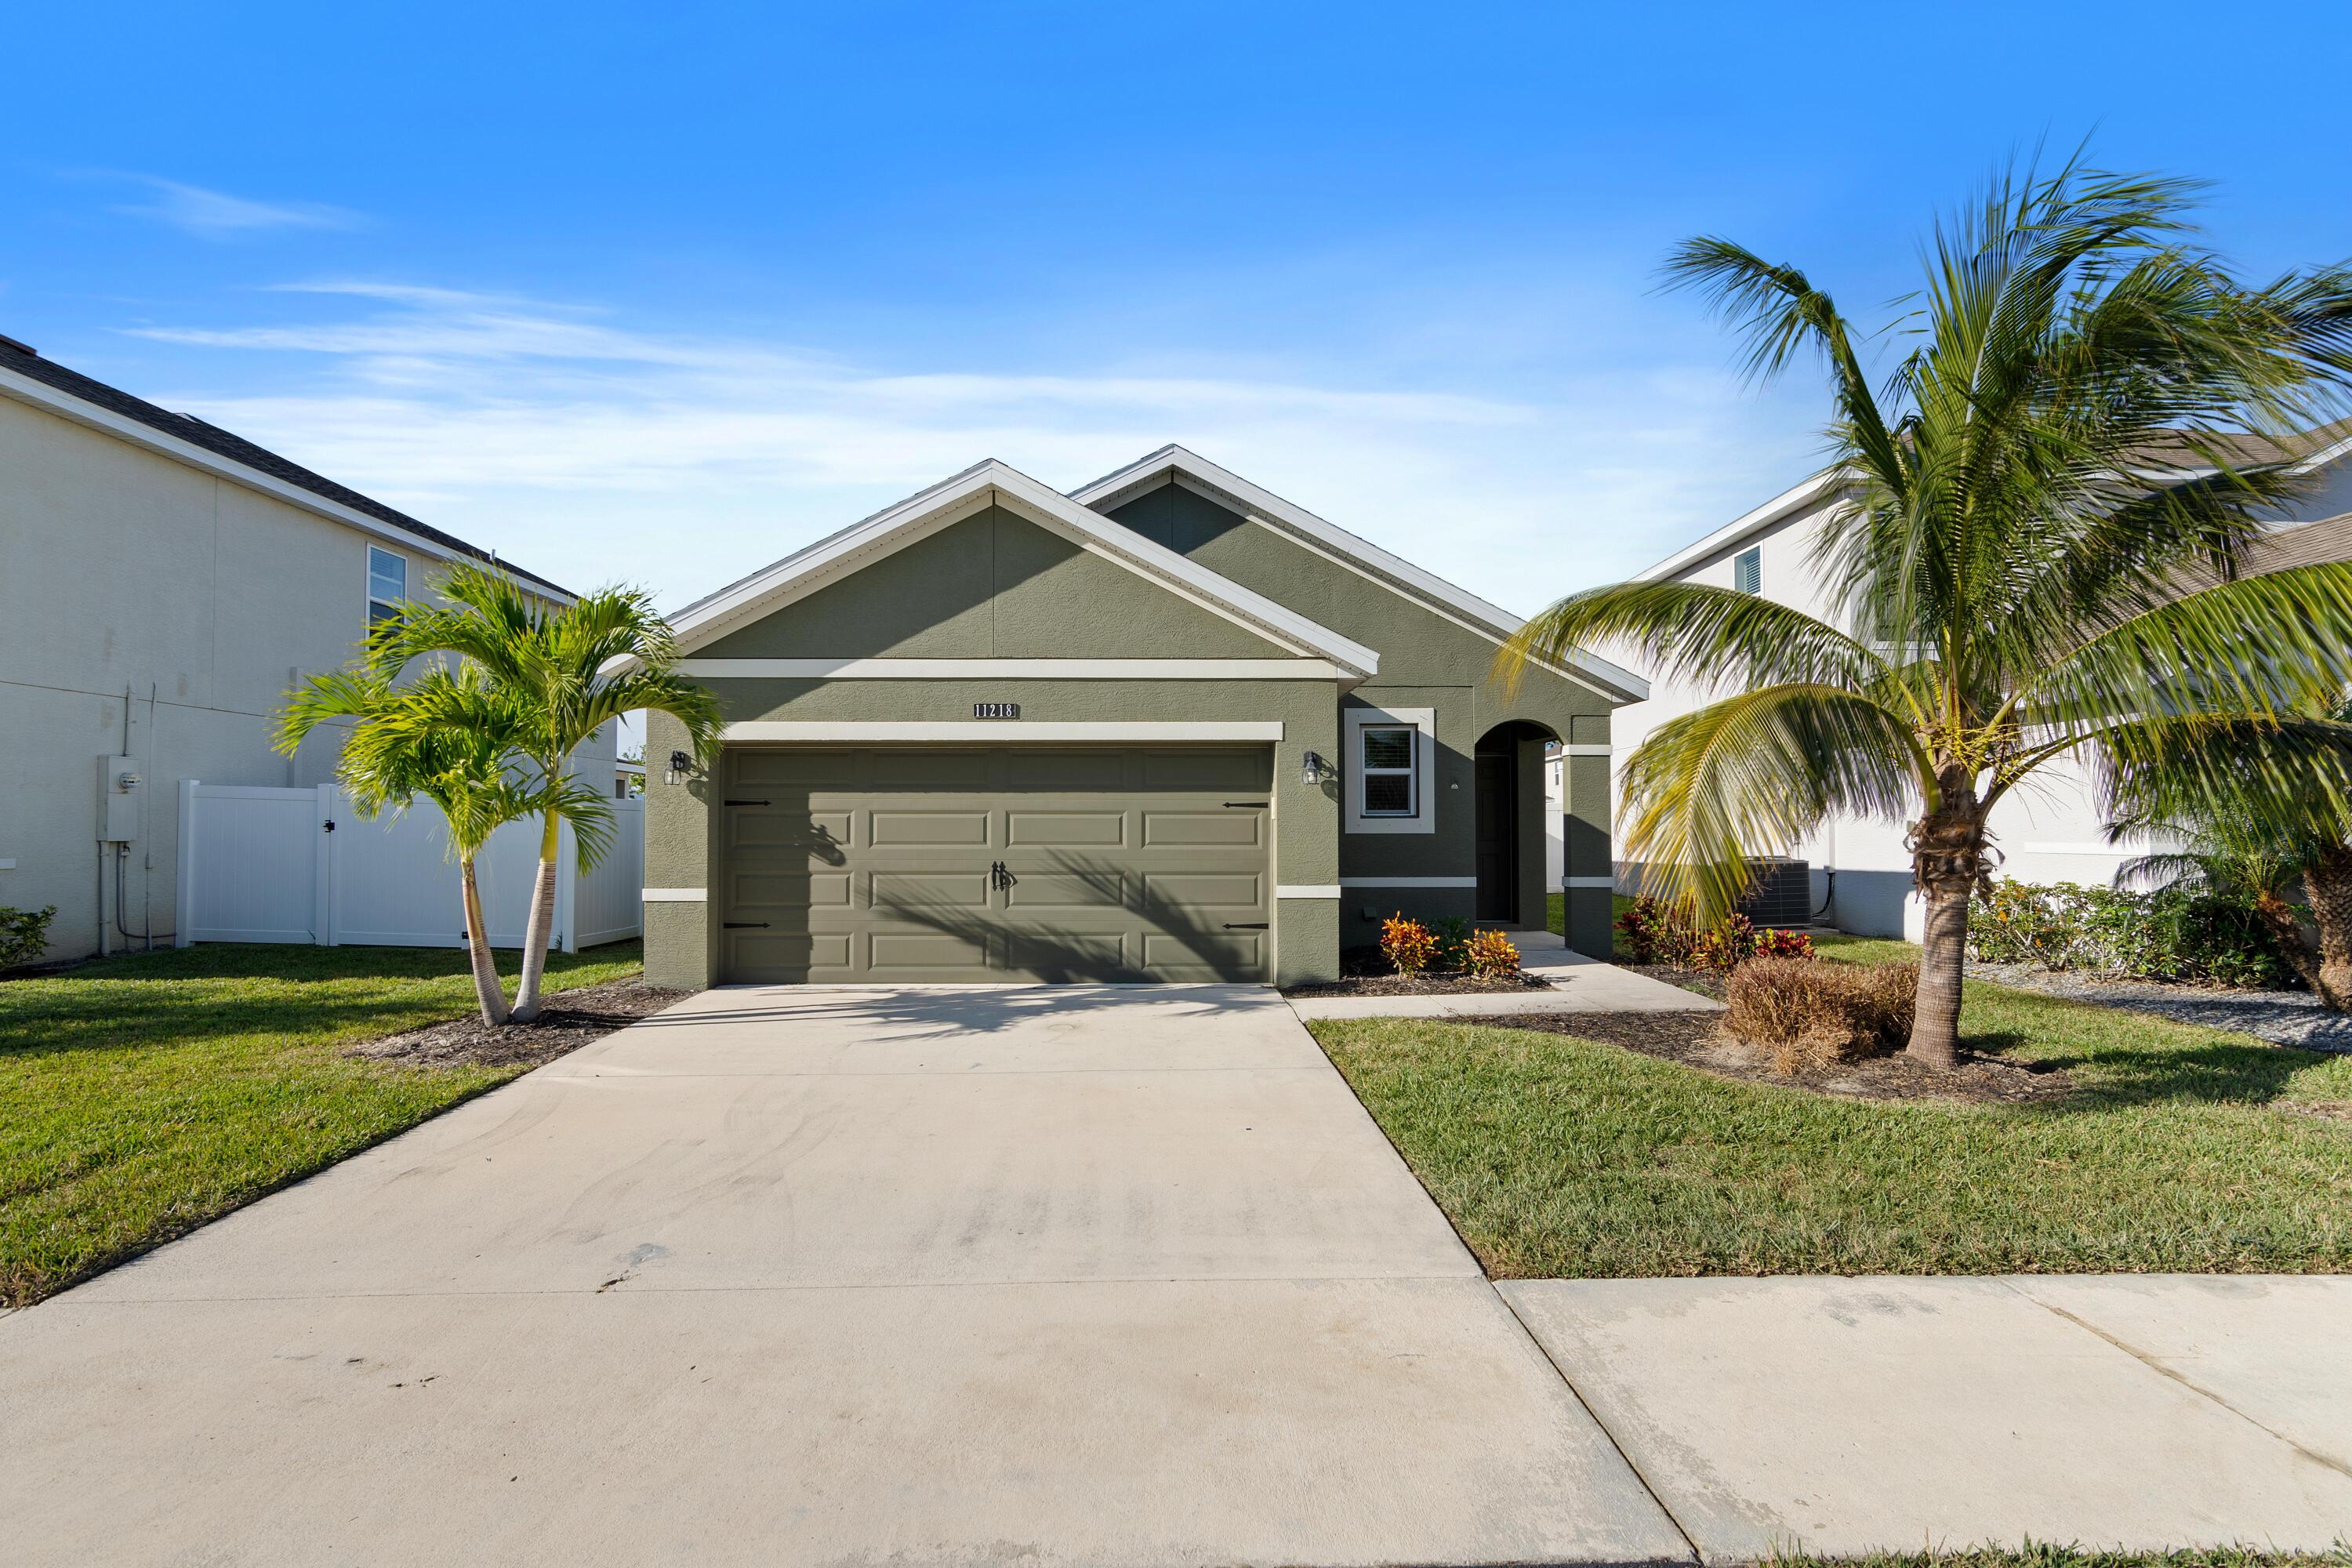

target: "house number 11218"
[972,702,1021,719]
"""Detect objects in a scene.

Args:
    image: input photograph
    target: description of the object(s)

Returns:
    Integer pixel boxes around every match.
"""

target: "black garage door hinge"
[724,799,770,807]
[723,921,770,929]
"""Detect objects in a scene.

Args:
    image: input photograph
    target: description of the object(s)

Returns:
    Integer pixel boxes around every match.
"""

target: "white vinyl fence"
[176,781,643,952]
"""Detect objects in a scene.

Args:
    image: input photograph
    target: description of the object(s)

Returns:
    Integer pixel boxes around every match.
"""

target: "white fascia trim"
[1635,470,1847,585]
[663,459,1376,678]
[1556,743,1610,757]
[721,720,1284,742]
[0,364,572,604]
[641,887,709,901]
[1276,885,1341,898]
[1338,877,1475,887]
[1562,876,1616,889]
[681,658,1343,680]
[1068,447,1649,703]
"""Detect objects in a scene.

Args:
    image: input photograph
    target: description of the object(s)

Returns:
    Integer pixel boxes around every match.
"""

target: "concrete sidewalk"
[1502,1275,2352,1559]
[1286,931,1719,1021]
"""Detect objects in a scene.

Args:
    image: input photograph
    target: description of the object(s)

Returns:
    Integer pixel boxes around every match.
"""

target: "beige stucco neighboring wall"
[0,394,611,964]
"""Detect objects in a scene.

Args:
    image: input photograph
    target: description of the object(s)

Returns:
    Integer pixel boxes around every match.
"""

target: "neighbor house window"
[367,546,408,625]
[1733,546,1761,595]
[1360,725,1417,817]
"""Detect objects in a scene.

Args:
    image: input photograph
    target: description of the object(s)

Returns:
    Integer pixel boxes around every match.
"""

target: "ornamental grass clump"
[1725,957,1918,1075]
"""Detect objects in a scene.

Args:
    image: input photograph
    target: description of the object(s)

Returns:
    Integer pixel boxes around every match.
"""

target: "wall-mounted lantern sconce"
[664,750,692,786]
[1301,750,1330,786]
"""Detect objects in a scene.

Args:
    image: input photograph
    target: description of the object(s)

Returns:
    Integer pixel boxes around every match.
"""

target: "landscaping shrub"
[1617,895,1815,971]
[1464,928,1520,978]
[1429,915,1475,971]
[1968,879,2292,988]
[1725,956,1918,1074]
[0,905,56,971]
[1380,914,1439,975]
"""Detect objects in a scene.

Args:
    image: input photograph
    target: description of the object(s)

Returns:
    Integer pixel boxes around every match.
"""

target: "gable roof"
[1067,445,1648,703]
[0,334,571,598]
[665,457,1380,679]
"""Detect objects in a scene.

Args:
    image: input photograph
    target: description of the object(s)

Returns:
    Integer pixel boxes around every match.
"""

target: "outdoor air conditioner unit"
[1737,856,1811,929]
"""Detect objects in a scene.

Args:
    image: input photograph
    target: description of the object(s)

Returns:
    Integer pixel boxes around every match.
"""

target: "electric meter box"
[96,755,141,843]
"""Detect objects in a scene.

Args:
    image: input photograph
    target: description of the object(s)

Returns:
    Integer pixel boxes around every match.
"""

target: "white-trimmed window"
[1360,724,1417,816]
[367,546,408,626]
[1345,706,1436,835]
[365,545,407,625]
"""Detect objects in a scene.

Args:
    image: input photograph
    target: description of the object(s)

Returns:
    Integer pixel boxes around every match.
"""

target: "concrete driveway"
[0,985,1686,1567]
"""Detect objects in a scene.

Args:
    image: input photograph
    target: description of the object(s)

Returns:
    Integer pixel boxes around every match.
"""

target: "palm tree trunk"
[509,808,562,1023]
[2304,847,2352,1011]
[1906,788,1987,1069]
[460,856,510,1026]
[2253,888,2325,1000]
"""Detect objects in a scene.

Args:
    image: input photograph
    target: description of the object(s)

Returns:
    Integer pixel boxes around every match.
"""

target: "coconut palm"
[277,663,599,1024]
[2111,698,2352,1005]
[365,565,722,1022]
[1504,154,2352,1066]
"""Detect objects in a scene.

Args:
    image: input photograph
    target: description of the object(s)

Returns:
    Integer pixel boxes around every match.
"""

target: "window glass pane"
[1733,547,1761,595]
[1363,773,1413,814]
[1362,727,1413,770]
[368,600,401,626]
[368,546,406,605]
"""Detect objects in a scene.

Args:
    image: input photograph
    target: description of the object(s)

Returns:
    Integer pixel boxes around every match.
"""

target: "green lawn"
[1312,936,2352,1277]
[0,940,643,1306]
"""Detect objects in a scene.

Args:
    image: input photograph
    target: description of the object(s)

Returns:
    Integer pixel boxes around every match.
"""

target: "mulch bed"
[1480,1007,2076,1106]
[1623,964,1730,1000]
[1283,971,1552,997]
[345,978,688,1069]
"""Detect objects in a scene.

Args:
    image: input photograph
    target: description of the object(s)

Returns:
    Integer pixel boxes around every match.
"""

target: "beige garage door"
[717,746,1273,984]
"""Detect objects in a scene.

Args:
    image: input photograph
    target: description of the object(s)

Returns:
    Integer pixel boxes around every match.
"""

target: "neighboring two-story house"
[0,334,600,964]
[1612,429,2352,937]
[640,447,1645,989]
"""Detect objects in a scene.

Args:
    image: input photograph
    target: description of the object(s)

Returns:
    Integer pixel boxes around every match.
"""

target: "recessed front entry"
[716,746,1273,983]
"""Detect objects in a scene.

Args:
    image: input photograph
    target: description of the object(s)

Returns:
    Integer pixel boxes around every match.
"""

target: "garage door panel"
[1003,750,1127,791]
[1142,931,1263,976]
[729,872,852,922]
[1141,749,1269,791]
[872,872,992,910]
[869,931,993,973]
[1007,810,1126,847]
[729,809,852,853]
[870,750,993,789]
[870,810,991,847]
[735,749,859,787]
[724,931,850,982]
[719,746,1270,984]
[1007,870,1128,910]
[1142,810,1261,848]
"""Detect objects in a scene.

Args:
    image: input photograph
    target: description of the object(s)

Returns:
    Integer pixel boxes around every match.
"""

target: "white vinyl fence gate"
[175,781,643,952]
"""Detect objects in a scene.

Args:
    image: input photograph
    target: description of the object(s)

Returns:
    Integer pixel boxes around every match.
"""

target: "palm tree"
[2111,698,2352,1005]
[277,663,596,1024]
[367,565,722,1022]
[1504,154,2352,1066]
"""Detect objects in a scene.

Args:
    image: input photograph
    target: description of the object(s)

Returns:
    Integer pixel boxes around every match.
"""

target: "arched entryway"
[1473,720,1559,927]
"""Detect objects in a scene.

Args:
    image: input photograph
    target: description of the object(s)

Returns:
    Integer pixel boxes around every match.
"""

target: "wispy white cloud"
[106,176,365,239]
[128,281,1813,612]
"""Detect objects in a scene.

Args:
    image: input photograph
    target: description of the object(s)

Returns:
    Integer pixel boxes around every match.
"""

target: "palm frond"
[1500,582,1886,699]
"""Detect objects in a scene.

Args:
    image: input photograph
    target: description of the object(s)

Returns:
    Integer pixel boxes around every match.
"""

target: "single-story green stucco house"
[641,447,1645,989]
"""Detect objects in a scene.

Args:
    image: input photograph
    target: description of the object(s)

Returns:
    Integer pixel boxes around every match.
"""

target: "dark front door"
[1475,753,1516,922]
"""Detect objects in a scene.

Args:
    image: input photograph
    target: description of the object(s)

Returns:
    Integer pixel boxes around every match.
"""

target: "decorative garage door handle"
[1222,923,1269,930]
[723,921,769,929]
[724,799,770,806]
[1221,801,1268,808]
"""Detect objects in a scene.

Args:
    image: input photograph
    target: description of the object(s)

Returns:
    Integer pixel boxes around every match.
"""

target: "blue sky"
[10,0,2350,620]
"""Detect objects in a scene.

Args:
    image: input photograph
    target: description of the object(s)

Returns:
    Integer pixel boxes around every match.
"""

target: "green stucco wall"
[1109,481,1619,953]
[699,506,1288,659]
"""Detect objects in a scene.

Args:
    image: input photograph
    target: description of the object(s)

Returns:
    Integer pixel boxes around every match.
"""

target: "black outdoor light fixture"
[1301,750,1330,786]
[664,750,692,786]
